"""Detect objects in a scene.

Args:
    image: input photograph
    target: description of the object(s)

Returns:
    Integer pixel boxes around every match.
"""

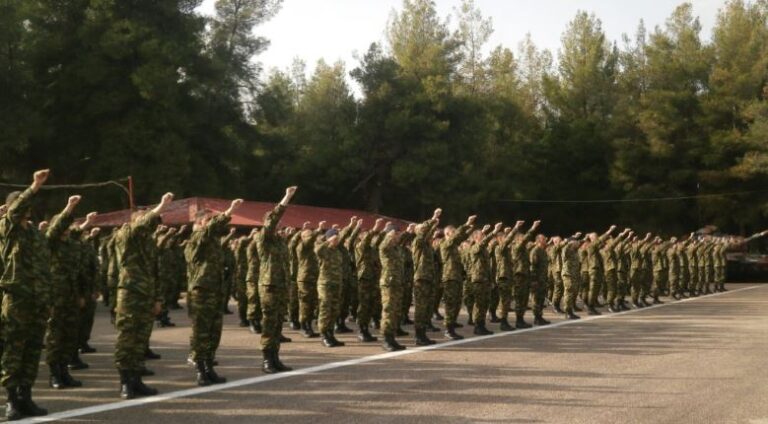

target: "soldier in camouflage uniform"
[45,198,90,388]
[686,240,700,297]
[615,233,632,310]
[601,229,630,313]
[185,200,241,386]
[511,221,540,327]
[337,218,360,333]
[379,226,407,351]
[74,227,101,359]
[221,228,238,316]
[629,233,652,307]
[245,229,263,334]
[411,209,441,346]
[493,221,522,331]
[529,234,551,326]
[257,187,296,374]
[233,234,250,326]
[439,216,474,340]
[400,230,415,328]
[560,233,584,320]
[467,222,503,335]
[286,228,301,330]
[584,225,616,315]
[295,221,324,338]
[0,170,51,420]
[316,226,349,347]
[156,227,179,327]
[651,237,671,304]
[548,237,565,313]
[114,193,173,399]
[355,219,384,342]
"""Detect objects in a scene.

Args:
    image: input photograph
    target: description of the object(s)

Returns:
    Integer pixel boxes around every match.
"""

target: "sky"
[198,0,726,80]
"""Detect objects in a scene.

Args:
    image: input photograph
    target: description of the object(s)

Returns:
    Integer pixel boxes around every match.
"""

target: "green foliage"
[2,0,768,236]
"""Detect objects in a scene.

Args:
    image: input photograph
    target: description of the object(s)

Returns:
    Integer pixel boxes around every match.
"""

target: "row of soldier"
[1,169,765,421]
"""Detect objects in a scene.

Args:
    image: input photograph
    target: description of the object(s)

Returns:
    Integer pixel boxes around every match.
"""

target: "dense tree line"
[1,0,767,235]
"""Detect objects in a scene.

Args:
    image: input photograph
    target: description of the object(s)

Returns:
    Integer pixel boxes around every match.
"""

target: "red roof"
[88,197,411,230]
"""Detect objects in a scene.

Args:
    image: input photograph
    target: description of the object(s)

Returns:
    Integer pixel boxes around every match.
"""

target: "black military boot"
[427,321,441,332]
[134,375,158,397]
[433,311,444,321]
[552,302,564,314]
[144,348,161,360]
[322,330,339,348]
[373,319,381,330]
[489,310,500,323]
[444,324,464,340]
[238,319,249,327]
[204,360,227,384]
[533,314,550,326]
[119,370,135,399]
[651,296,663,305]
[335,317,353,334]
[272,349,292,372]
[607,303,619,313]
[358,325,378,342]
[5,387,23,421]
[565,310,580,320]
[301,321,319,338]
[60,365,83,388]
[79,343,97,354]
[329,330,345,347]
[498,318,514,332]
[395,326,409,337]
[195,361,213,386]
[49,364,64,389]
[17,385,47,417]
[587,306,601,316]
[401,315,414,325]
[453,322,464,328]
[466,316,475,326]
[382,334,404,352]
[515,313,532,329]
[262,349,279,374]
[139,367,155,377]
[414,327,435,346]
[289,320,301,330]
[159,312,176,327]
[473,320,494,336]
[249,319,262,334]
[719,285,728,292]
[279,333,292,343]
[68,353,89,370]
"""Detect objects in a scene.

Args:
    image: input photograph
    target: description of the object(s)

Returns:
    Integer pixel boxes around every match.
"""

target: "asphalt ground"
[14,282,768,424]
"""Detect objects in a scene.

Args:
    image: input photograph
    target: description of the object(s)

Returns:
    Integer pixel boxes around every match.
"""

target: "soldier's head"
[551,236,562,245]
[588,232,598,242]
[536,234,547,247]
[443,225,456,238]
[471,229,484,243]
[325,229,340,247]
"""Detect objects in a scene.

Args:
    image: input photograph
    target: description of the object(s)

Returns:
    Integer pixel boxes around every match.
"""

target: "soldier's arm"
[264,187,296,235]
[6,170,49,225]
[46,195,81,240]
[480,223,503,248]
[502,220,525,249]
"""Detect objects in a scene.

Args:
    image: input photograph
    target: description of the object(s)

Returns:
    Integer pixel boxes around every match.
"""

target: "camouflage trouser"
[513,274,530,315]
[562,274,578,313]
[1,295,47,387]
[587,273,602,308]
[462,279,475,320]
[288,279,299,323]
[357,277,376,327]
[706,266,716,291]
[531,279,547,316]
[642,270,652,298]
[317,282,341,333]
[259,284,286,352]
[432,279,443,316]
[298,279,318,324]
[380,280,403,337]
[579,272,590,302]
[246,279,263,322]
[443,279,462,327]
[114,289,153,371]
[189,288,223,362]
[551,274,564,308]
[401,279,413,322]
[680,269,690,292]
[629,270,641,302]
[108,275,119,317]
[668,273,680,294]
[488,281,499,318]
[164,277,178,314]
[77,296,97,348]
[496,278,512,319]
[697,267,706,291]
[470,281,490,324]
[605,270,618,306]
[222,277,233,313]
[235,278,248,322]
[413,279,433,328]
[652,271,666,297]
[349,275,359,320]
[617,272,628,301]
[339,275,354,321]
[45,297,79,366]
[373,280,382,324]
[717,266,726,288]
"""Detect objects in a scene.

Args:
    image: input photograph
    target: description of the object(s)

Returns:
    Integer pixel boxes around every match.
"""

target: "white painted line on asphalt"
[25,284,764,423]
